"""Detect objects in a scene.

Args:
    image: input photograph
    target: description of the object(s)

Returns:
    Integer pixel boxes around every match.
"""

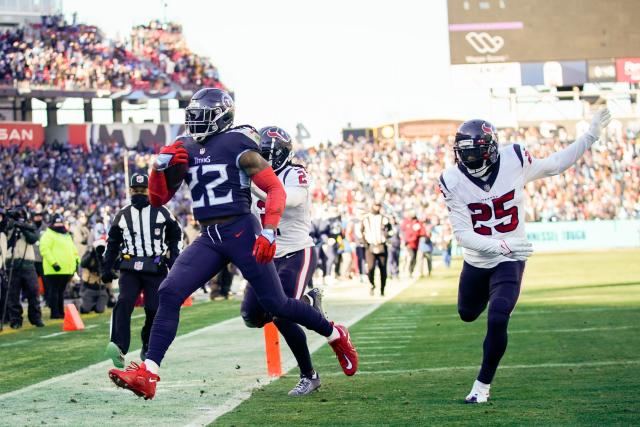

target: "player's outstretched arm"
[524,108,612,182]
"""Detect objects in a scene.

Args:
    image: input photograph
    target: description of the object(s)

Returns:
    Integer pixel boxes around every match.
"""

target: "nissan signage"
[0,122,45,150]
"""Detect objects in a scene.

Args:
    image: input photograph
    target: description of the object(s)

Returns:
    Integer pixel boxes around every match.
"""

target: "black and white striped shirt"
[103,204,182,271]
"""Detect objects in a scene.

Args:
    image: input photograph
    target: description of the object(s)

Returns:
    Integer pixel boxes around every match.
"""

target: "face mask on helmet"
[454,132,499,178]
[259,127,293,172]
[184,89,235,142]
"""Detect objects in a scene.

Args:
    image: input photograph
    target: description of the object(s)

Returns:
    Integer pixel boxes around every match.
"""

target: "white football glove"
[498,238,533,261]
[588,108,612,141]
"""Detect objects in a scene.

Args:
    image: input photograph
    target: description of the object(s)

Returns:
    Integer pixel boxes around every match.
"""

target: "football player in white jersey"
[246,126,329,396]
[439,109,611,403]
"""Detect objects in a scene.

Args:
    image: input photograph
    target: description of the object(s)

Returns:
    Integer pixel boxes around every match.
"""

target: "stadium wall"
[525,219,640,252]
[450,220,640,256]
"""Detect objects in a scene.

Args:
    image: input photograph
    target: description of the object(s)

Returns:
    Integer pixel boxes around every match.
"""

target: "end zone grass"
[215,250,640,426]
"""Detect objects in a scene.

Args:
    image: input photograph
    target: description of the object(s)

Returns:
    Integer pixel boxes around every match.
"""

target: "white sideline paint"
[0,278,413,427]
[318,359,640,377]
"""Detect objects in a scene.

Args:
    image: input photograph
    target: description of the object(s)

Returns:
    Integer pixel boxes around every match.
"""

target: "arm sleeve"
[439,177,502,256]
[251,167,286,228]
[522,132,596,183]
[163,209,183,267]
[103,212,124,271]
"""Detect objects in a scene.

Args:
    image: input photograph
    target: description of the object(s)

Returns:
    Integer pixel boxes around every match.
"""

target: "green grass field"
[0,250,638,426]
[0,297,241,393]
[216,250,640,426]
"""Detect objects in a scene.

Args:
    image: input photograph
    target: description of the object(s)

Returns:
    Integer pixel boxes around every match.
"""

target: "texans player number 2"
[188,165,233,208]
[468,190,519,235]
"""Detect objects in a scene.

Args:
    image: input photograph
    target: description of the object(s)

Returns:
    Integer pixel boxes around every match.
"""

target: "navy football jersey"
[179,126,261,220]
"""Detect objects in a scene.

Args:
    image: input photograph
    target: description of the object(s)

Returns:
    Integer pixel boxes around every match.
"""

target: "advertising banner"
[0,122,45,150]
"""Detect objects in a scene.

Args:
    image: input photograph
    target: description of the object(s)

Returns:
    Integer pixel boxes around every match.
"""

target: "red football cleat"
[108,362,160,400]
[328,323,358,376]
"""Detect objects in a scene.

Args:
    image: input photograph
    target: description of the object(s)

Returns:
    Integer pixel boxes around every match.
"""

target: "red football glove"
[155,141,189,170]
[253,229,276,264]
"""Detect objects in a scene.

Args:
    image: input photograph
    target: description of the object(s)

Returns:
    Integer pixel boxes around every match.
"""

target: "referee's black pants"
[110,270,164,354]
[366,247,388,296]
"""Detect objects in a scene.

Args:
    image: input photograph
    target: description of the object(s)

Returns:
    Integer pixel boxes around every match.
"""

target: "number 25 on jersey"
[468,190,519,236]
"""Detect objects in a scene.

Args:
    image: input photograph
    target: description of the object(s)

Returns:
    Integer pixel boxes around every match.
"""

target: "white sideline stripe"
[318,359,640,377]
[362,326,417,331]
[186,281,414,427]
[0,316,240,401]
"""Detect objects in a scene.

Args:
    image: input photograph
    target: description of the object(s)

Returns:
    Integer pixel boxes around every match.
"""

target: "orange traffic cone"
[264,322,282,377]
[62,304,85,331]
[182,295,193,307]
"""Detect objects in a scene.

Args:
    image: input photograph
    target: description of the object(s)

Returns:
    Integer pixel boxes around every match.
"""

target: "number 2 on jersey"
[468,190,519,235]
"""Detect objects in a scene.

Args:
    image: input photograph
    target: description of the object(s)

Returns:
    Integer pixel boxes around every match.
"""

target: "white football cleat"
[465,380,490,404]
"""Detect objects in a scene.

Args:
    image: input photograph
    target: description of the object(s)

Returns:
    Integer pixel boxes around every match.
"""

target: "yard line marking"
[412,306,640,320]
[0,339,29,347]
[359,345,406,350]
[40,331,67,338]
[448,325,637,337]
[362,326,417,331]
[319,359,640,377]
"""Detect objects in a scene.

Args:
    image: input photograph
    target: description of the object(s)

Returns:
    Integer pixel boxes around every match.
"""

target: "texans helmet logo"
[481,122,494,134]
[266,129,291,142]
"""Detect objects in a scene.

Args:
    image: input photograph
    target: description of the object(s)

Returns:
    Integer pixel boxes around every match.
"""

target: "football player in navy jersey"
[107,88,358,400]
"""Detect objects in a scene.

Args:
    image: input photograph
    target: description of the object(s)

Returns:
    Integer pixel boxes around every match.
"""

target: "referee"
[103,173,182,367]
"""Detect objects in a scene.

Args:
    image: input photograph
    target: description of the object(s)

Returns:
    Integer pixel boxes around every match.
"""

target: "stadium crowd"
[0,15,225,92]
[0,123,636,281]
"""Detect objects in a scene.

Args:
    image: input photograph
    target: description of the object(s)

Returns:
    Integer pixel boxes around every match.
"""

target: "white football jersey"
[252,164,315,258]
[440,144,535,268]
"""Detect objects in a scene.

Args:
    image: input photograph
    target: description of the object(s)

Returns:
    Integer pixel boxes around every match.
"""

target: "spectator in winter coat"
[39,214,79,319]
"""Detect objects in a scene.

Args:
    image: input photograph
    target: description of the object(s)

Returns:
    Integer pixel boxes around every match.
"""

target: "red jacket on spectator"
[402,218,426,251]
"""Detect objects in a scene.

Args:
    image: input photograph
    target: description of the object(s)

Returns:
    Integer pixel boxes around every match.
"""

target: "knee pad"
[458,308,482,322]
[241,309,270,328]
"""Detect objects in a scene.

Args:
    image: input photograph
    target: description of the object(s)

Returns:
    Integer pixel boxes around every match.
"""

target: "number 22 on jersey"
[188,164,233,208]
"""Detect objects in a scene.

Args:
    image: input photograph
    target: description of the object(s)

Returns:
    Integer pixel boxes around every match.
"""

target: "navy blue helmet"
[259,126,293,172]
[454,120,499,177]
[185,88,235,141]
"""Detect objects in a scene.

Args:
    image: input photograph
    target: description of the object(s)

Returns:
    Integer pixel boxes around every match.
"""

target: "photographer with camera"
[2,206,45,329]
[39,213,80,319]
[79,237,109,314]
[103,173,182,367]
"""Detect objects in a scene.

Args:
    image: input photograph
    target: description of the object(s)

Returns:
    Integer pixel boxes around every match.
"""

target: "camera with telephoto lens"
[5,206,35,232]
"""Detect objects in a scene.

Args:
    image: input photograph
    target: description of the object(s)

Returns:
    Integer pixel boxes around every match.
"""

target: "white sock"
[144,359,160,375]
[327,327,340,342]
[474,379,490,392]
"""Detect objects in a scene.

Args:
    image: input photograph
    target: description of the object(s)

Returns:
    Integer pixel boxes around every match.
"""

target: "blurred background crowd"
[0,15,225,92]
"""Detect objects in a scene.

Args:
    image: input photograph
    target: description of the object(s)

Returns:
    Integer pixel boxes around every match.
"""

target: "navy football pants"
[146,215,333,365]
[458,260,525,384]
[241,246,318,377]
